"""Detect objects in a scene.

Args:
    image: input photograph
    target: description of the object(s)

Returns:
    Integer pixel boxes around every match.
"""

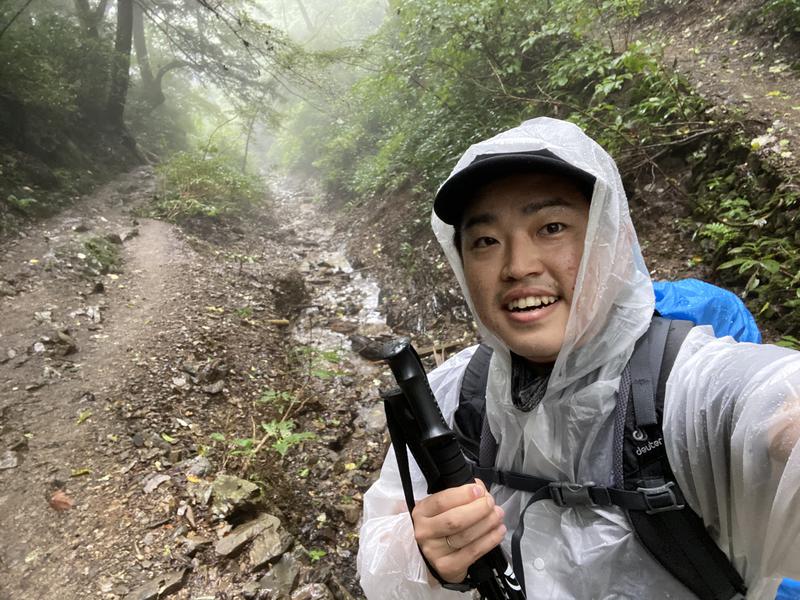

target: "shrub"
[153,152,265,221]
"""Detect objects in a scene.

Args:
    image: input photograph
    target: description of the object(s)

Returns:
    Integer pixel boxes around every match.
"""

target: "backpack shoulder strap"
[454,343,493,463]
[624,317,747,600]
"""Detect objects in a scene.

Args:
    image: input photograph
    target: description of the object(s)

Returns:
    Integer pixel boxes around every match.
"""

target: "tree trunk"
[132,3,154,89]
[73,0,109,38]
[107,0,133,129]
[242,112,257,173]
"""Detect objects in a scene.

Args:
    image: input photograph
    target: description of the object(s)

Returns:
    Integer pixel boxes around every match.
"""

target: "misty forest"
[1,0,799,597]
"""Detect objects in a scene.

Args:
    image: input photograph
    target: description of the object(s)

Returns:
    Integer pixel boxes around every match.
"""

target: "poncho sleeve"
[357,346,478,599]
[663,326,800,599]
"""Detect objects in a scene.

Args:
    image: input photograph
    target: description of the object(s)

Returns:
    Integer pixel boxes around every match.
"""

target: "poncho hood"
[432,117,655,482]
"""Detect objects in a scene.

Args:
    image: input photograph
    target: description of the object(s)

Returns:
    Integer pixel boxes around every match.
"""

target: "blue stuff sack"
[777,579,800,600]
[654,278,762,344]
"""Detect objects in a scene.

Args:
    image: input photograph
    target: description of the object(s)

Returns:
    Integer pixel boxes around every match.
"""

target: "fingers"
[445,501,505,551]
[433,519,507,584]
[413,481,486,519]
[411,480,507,584]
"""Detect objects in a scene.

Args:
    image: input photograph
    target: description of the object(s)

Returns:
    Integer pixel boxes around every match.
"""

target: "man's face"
[459,172,590,364]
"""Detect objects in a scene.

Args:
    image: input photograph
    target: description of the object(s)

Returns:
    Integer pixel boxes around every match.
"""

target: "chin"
[503,339,560,364]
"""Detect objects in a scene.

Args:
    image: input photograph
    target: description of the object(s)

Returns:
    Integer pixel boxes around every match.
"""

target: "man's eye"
[473,236,498,248]
[542,223,566,235]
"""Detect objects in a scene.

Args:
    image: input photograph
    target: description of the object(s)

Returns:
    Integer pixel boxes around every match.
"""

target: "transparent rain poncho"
[357,117,800,599]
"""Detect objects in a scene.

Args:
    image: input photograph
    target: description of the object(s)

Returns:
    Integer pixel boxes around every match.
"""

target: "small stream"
[274,181,392,354]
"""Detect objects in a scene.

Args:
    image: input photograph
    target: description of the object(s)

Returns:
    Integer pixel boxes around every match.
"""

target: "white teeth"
[507,296,559,310]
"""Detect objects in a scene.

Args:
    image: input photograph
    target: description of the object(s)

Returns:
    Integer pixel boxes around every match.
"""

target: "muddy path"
[0,170,399,599]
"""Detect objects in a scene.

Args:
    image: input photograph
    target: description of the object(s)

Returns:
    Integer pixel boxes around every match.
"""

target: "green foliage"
[0,14,112,125]
[278,0,704,218]
[83,237,122,274]
[258,388,297,413]
[152,152,264,221]
[757,0,800,46]
[290,345,348,381]
[691,140,800,332]
[307,548,327,562]
[5,195,40,215]
[261,419,316,457]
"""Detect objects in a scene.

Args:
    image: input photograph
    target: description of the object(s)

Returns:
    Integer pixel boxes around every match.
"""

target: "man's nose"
[500,235,544,281]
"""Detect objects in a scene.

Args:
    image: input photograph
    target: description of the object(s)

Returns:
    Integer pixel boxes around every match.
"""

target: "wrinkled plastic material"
[654,278,762,343]
[357,117,800,599]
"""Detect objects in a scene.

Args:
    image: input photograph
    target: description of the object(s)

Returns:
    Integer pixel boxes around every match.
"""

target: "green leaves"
[152,152,264,222]
[261,419,316,457]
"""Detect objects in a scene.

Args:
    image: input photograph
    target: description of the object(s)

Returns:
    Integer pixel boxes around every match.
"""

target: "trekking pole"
[354,335,525,600]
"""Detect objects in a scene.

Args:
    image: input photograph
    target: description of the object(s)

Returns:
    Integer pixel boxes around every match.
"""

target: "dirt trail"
[0,168,199,599]
[0,168,395,600]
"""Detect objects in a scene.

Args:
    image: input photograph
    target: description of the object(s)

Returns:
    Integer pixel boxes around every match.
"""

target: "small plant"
[228,252,258,276]
[235,306,254,319]
[307,548,327,562]
[83,237,121,274]
[291,345,349,382]
[258,388,297,413]
[6,195,39,215]
[261,419,316,457]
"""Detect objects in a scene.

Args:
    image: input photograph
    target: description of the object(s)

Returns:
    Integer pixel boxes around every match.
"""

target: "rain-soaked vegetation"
[1,0,799,597]
[1,0,798,337]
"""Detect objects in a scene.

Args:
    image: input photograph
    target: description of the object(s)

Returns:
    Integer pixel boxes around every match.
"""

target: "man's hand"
[411,479,507,584]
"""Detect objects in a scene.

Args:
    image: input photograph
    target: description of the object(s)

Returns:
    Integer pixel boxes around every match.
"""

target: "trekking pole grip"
[354,335,526,600]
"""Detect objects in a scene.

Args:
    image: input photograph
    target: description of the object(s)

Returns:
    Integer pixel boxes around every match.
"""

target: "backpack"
[453,315,748,600]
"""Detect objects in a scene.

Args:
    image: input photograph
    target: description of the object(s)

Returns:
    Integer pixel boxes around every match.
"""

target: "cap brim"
[434,151,596,226]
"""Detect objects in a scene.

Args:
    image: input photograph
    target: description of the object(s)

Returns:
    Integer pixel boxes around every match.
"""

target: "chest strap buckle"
[637,481,685,514]
[549,482,609,507]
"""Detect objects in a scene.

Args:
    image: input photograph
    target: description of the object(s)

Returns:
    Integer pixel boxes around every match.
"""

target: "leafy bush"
[0,14,112,126]
[279,0,705,217]
[153,152,265,220]
[690,138,800,334]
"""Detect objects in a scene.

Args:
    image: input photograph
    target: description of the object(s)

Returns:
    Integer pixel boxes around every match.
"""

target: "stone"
[105,232,124,245]
[334,503,361,525]
[202,380,225,395]
[143,473,171,494]
[356,405,385,435]
[182,455,212,478]
[215,513,283,557]
[0,450,19,470]
[124,569,186,600]
[180,535,212,557]
[248,519,293,570]
[257,552,300,598]
[290,583,334,600]
[211,474,260,516]
[0,281,16,297]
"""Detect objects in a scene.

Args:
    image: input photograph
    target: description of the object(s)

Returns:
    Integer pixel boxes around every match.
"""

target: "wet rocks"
[124,568,187,600]
[257,552,300,597]
[291,583,335,600]
[0,449,19,470]
[211,474,260,518]
[215,513,292,567]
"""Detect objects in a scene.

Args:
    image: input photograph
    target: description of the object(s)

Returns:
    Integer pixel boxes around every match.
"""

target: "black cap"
[434,149,596,226]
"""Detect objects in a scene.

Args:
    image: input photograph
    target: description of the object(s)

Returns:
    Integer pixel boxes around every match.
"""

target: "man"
[357,117,800,598]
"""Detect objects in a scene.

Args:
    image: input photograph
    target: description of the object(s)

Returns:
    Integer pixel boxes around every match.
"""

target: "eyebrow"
[461,197,572,231]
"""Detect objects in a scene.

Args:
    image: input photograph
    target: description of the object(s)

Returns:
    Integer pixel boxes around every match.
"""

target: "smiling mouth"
[506,295,560,312]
